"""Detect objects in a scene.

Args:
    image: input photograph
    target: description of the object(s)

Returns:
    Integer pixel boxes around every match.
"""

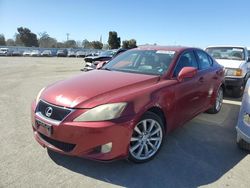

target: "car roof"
[206,45,247,49]
[136,45,199,53]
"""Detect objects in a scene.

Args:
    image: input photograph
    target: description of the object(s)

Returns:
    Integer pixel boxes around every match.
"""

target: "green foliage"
[6,39,15,46]
[108,31,120,49]
[56,42,65,48]
[17,27,38,47]
[90,41,103,49]
[0,34,6,46]
[14,34,24,46]
[122,39,137,49]
[64,40,77,48]
[38,32,57,48]
[82,39,92,49]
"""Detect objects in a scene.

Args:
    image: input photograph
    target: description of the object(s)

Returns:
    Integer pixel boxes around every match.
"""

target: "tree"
[82,39,92,49]
[0,34,6,46]
[108,31,120,49]
[128,39,137,48]
[90,41,103,49]
[6,39,15,46]
[38,32,57,48]
[56,42,65,48]
[122,39,137,49]
[14,34,24,46]
[64,40,77,48]
[17,27,39,47]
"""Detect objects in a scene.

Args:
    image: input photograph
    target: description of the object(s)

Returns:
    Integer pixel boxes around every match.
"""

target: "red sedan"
[31,46,224,163]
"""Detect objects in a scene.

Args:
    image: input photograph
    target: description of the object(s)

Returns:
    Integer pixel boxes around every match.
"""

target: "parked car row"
[0,47,101,57]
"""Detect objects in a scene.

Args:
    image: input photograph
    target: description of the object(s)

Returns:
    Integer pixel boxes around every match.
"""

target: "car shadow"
[48,101,248,188]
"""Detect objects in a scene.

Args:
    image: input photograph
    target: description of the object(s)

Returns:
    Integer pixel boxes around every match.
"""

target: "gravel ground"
[0,57,249,188]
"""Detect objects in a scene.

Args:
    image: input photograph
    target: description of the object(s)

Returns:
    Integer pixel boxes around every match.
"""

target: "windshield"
[206,47,245,60]
[100,50,115,56]
[103,50,176,75]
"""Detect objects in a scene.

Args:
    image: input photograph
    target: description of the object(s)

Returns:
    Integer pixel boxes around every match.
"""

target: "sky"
[1,0,250,48]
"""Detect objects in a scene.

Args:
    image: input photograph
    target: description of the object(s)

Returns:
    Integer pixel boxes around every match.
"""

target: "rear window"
[206,47,245,61]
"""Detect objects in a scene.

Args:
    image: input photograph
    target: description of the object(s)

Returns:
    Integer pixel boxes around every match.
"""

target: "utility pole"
[66,33,70,41]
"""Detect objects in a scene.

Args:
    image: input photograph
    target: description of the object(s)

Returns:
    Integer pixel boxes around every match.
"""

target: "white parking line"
[223,99,242,106]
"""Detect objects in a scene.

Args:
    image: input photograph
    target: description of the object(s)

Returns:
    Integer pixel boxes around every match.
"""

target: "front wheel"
[128,112,165,163]
[207,87,223,114]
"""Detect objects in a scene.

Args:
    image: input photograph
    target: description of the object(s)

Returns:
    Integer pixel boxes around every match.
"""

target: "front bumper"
[225,76,244,88]
[31,102,135,161]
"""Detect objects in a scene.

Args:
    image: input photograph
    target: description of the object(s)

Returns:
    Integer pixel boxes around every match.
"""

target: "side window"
[196,50,212,70]
[174,51,198,77]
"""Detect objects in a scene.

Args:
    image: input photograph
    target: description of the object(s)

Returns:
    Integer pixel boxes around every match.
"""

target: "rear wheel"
[207,87,223,114]
[128,112,165,163]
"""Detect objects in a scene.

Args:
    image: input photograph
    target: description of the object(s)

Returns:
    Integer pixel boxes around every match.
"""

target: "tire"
[232,86,244,98]
[207,87,223,114]
[128,111,165,163]
[237,139,250,151]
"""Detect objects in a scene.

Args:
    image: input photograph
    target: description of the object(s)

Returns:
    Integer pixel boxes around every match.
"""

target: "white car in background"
[0,48,9,56]
[23,50,32,56]
[206,46,250,97]
[30,50,40,57]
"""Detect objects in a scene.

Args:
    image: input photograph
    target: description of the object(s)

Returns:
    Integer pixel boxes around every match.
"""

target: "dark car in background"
[84,50,116,63]
[32,46,224,163]
[82,48,128,71]
[56,49,68,57]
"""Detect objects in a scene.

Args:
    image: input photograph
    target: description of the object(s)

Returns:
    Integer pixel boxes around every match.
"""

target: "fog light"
[243,113,250,125]
[101,142,112,153]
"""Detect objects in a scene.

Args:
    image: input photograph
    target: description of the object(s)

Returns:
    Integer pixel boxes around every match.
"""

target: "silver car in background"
[236,79,250,150]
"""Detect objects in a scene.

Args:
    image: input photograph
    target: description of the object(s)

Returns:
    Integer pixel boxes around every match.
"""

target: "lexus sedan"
[31,46,224,163]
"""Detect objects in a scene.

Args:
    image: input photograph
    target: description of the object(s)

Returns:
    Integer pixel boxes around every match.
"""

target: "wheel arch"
[147,106,167,133]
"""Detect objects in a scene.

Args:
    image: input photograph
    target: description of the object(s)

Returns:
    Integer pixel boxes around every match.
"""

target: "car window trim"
[194,49,213,71]
[172,49,199,78]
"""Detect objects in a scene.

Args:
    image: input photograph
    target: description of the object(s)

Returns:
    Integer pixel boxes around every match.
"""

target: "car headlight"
[226,68,242,76]
[74,103,127,122]
[36,87,45,104]
[243,113,250,125]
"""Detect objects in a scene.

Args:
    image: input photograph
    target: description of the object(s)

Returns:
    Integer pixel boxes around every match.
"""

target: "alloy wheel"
[129,118,163,161]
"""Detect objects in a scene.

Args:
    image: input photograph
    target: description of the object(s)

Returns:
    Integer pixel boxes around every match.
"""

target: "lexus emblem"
[45,107,53,117]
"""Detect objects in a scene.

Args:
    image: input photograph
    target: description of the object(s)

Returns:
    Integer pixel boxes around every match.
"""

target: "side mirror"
[247,57,250,62]
[177,67,197,82]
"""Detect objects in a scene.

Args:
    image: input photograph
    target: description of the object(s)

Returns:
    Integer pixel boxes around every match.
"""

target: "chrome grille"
[35,100,72,121]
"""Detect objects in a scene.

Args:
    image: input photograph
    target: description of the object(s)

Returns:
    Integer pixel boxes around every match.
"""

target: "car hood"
[216,59,245,69]
[40,70,159,108]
